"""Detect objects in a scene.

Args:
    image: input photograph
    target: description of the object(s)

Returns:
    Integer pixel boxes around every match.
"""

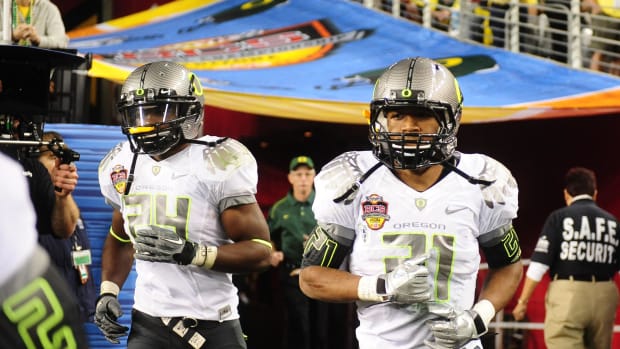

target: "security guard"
[513,167,620,349]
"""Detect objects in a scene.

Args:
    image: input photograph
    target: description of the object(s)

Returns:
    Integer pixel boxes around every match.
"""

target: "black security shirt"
[531,198,620,278]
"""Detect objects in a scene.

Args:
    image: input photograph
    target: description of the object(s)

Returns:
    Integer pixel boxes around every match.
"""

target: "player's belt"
[553,274,612,282]
[160,316,211,349]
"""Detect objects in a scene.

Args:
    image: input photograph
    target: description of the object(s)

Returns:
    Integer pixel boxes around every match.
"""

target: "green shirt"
[268,190,316,266]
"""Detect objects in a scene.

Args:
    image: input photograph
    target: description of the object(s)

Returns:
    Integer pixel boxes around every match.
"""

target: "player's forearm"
[299,266,360,302]
[51,194,79,238]
[208,239,272,273]
[478,261,523,311]
[101,235,135,289]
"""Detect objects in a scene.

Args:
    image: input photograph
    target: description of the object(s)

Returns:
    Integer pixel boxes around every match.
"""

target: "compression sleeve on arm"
[479,223,521,268]
[301,222,355,269]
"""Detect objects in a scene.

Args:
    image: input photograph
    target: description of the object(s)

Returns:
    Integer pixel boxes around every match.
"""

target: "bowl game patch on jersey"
[361,194,390,230]
[111,164,128,194]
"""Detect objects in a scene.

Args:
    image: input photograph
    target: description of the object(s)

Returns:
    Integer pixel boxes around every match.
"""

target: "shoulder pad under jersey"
[199,137,256,176]
[474,155,518,209]
[99,142,126,175]
[316,151,378,203]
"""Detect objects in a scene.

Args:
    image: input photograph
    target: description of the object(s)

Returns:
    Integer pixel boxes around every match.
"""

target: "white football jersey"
[98,136,258,321]
[313,151,518,349]
[0,153,38,286]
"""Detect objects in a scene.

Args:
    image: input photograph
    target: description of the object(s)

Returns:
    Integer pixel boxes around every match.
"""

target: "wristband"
[100,280,120,296]
[472,299,496,327]
[191,244,218,269]
[357,276,387,302]
[109,227,131,243]
[251,238,273,250]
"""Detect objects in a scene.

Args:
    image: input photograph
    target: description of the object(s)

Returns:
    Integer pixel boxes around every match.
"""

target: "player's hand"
[134,225,197,265]
[270,251,284,267]
[358,252,431,303]
[94,294,129,344]
[382,252,431,304]
[425,303,487,349]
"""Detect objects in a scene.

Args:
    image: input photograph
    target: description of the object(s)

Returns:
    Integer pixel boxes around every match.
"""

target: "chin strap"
[440,159,495,186]
[183,137,228,147]
[123,152,139,195]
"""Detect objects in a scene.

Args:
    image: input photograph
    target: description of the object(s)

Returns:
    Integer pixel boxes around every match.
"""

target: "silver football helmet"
[118,61,204,155]
[369,57,463,170]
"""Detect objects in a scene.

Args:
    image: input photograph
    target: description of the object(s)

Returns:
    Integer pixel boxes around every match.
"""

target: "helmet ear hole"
[369,57,462,170]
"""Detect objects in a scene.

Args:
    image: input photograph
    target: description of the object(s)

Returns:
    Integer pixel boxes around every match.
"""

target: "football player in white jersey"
[0,152,88,348]
[299,57,523,349]
[95,61,272,349]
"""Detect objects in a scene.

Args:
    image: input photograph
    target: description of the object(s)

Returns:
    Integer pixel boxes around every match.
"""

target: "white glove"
[425,303,488,349]
[358,252,431,304]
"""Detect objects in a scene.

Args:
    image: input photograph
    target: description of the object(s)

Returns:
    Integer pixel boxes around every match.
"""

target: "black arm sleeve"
[301,222,355,269]
[479,224,522,269]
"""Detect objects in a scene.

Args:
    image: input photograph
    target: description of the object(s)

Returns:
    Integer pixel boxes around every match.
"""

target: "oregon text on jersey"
[391,221,447,231]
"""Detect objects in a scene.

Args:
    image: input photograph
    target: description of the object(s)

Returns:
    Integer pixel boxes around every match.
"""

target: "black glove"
[134,225,197,265]
[94,294,129,344]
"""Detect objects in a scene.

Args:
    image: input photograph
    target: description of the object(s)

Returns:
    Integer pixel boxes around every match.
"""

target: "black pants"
[128,309,246,349]
[281,271,328,349]
[0,255,88,349]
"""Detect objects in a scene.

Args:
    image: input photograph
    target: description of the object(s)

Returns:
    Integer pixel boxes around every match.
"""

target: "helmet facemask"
[368,57,462,170]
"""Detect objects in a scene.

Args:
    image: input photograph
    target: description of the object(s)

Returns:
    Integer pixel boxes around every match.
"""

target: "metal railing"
[356,0,620,76]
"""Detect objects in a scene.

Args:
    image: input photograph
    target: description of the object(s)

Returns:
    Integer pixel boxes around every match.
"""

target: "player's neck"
[394,164,443,192]
[151,143,189,161]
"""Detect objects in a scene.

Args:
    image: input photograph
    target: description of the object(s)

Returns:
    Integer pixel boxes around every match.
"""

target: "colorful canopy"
[68,0,620,124]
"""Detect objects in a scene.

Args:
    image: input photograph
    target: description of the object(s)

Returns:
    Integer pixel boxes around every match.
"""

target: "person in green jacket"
[268,155,325,349]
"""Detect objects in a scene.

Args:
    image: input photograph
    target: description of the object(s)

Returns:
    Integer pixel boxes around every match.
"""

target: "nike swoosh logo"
[171,173,189,180]
[162,235,184,245]
[445,206,468,215]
